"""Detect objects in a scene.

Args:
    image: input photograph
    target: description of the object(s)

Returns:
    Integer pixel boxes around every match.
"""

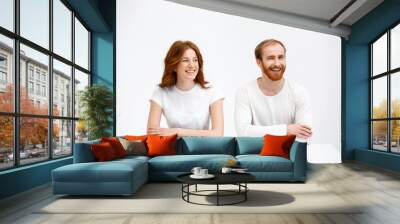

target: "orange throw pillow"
[101,137,127,158]
[91,142,117,161]
[125,135,147,142]
[260,134,296,159]
[146,135,177,157]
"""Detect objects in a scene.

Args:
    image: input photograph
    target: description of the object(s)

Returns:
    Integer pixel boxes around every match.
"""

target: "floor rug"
[37,183,362,214]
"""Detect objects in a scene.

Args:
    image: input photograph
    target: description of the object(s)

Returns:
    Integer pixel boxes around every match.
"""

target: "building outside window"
[0,71,6,84]
[0,54,6,67]
[41,73,46,83]
[36,83,40,95]
[42,85,46,97]
[28,66,34,79]
[35,70,40,81]
[28,81,34,94]
[0,54,7,89]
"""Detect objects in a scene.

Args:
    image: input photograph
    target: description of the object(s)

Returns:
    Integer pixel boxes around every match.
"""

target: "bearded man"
[234,39,312,141]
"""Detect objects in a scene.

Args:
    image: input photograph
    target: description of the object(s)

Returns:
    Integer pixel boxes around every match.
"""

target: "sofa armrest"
[73,140,100,163]
[289,141,307,181]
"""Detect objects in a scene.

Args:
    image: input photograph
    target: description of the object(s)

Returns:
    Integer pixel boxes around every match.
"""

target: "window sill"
[0,156,72,175]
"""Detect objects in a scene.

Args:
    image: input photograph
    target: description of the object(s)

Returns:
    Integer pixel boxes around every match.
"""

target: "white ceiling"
[227,0,353,23]
[166,0,384,38]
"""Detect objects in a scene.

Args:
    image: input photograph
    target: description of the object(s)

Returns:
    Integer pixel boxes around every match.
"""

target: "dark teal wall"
[344,0,400,170]
[0,158,72,199]
[343,44,369,159]
[92,33,114,89]
[0,0,116,200]
[91,32,114,135]
[91,0,116,135]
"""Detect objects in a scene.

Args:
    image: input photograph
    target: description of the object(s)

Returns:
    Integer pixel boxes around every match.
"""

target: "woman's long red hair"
[159,41,208,88]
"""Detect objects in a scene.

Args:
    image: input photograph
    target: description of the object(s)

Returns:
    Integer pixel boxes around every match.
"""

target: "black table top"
[177,172,255,185]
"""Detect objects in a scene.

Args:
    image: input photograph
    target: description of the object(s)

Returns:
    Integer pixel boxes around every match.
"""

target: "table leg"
[245,183,247,201]
[217,184,219,206]
[195,184,197,192]
[181,184,183,199]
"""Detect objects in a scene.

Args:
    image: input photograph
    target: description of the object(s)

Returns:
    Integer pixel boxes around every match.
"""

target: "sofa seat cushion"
[149,154,235,172]
[53,159,147,183]
[117,155,150,163]
[236,155,293,172]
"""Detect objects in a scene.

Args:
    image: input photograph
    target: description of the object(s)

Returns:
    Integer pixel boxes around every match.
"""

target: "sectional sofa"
[52,137,307,196]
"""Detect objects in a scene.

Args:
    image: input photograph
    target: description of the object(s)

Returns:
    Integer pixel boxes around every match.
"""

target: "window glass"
[74,18,89,69]
[0,35,14,113]
[20,0,49,49]
[53,0,72,60]
[391,120,400,153]
[372,33,387,76]
[391,24,400,70]
[0,116,14,170]
[391,72,400,118]
[20,117,49,165]
[372,77,387,119]
[372,121,388,151]
[74,69,89,118]
[53,119,72,157]
[20,44,49,115]
[53,59,72,117]
[0,0,14,31]
[75,120,88,143]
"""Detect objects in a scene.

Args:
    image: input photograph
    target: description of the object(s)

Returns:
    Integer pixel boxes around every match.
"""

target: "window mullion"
[370,45,373,149]
[49,0,54,160]
[13,0,20,167]
[388,30,391,152]
[71,10,76,155]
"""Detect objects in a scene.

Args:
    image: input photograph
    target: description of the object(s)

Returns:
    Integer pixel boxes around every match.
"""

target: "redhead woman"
[147,41,224,136]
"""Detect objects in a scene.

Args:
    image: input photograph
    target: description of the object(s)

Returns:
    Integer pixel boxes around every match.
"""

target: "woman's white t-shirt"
[150,84,224,130]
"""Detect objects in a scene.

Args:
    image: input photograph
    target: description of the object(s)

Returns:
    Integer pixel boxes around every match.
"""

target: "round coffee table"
[177,172,255,206]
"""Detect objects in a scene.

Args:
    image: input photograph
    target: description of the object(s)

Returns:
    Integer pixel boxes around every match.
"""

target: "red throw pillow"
[101,137,127,158]
[146,135,177,157]
[91,142,117,161]
[260,134,296,159]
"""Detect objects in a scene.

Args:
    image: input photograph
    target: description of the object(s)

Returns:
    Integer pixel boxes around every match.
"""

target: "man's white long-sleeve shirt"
[235,78,312,137]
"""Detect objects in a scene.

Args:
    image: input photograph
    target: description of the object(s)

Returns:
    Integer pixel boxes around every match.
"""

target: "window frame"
[0,0,92,171]
[370,21,400,154]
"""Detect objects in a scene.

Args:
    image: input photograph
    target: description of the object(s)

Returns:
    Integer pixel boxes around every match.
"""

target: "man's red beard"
[262,64,285,81]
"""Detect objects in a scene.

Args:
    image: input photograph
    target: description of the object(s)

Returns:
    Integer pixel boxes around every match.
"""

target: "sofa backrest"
[177,137,236,155]
[73,139,100,163]
[74,136,265,162]
[235,137,263,155]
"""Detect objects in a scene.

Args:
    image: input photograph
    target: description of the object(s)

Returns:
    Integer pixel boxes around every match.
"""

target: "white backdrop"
[116,0,342,163]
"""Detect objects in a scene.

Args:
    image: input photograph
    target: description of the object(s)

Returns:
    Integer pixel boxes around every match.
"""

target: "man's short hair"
[254,39,287,60]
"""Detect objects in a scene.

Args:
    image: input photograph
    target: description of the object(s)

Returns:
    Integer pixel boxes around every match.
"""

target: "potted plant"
[79,84,113,140]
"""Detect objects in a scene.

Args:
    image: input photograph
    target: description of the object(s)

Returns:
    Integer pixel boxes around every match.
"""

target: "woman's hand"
[147,127,180,136]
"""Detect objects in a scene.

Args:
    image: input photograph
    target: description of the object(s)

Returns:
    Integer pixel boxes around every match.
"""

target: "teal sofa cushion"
[52,157,148,195]
[178,137,236,155]
[148,154,235,172]
[236,155,293,172]
[236,137,263,155]
[53,159,147,183]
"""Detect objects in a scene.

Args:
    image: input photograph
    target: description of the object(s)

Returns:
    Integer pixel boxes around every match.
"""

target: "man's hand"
[147,127,180,136]
[287,124,312,139]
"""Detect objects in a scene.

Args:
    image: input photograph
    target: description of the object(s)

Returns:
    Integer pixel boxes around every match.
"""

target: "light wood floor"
[1,162,400,224]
